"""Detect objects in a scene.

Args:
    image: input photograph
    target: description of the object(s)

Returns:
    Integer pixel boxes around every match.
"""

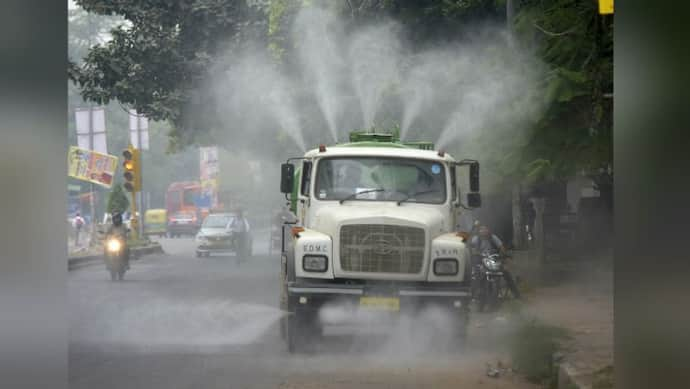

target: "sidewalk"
[522,253,613,388]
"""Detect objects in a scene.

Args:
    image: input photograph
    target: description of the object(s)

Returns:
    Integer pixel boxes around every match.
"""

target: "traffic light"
[122,145,141,192]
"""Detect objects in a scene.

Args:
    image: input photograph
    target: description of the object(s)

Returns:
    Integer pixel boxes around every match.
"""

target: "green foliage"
[512,0,613,182]
[511,318,570,385]
[107,184,130,214]
[71,0,262,146]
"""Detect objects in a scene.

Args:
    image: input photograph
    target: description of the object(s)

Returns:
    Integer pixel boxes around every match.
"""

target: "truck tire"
[286,309,319,353]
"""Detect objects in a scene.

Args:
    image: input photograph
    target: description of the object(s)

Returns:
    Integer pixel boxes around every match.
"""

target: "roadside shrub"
[510,318,569,385]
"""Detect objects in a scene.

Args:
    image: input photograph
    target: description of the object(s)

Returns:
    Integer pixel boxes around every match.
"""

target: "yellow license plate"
[359,297,400,311]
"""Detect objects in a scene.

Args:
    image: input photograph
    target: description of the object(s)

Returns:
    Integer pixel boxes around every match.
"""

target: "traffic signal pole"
[122,145,142,240]
[129,189,139,241]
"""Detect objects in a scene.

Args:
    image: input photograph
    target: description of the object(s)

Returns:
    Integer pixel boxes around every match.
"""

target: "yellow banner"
[599,0,613,14]
[68,146,119,188]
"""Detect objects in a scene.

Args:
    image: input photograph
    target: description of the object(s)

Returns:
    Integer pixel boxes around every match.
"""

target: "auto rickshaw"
[144,209,167,238]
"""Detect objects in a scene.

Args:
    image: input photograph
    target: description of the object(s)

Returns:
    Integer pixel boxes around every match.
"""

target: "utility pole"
[136,114,144,239]
[87,12,96,246]
[88,105,96,246]
[129,110,148,239]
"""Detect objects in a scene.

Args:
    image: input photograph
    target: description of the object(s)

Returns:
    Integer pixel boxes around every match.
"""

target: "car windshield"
[314,157,447,204]
[202,214,233,228]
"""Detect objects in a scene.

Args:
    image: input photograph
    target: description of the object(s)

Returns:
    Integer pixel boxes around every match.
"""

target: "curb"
[68,243,164,270]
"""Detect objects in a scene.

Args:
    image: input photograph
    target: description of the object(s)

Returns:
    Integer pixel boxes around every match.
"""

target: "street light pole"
[136,114,145,239]
[88,105,96,246]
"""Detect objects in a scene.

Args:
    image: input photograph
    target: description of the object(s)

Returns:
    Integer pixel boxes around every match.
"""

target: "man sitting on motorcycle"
[106,211,130,270]
[471,225,521,299]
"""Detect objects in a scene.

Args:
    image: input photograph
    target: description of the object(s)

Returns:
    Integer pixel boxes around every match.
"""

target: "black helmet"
[112,212,123,226]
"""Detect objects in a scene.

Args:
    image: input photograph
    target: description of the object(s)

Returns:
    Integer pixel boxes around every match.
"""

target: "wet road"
[69,234,537,389]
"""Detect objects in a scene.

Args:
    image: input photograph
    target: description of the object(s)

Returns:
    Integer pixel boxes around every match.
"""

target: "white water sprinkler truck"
[278,130,481,352]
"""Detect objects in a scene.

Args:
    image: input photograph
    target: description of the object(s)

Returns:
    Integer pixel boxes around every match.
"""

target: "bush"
[107,184,129,214]
[510,318,570,386]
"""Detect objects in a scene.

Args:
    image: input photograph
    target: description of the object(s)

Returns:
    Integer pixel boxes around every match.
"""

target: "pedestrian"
[73,212,85,247]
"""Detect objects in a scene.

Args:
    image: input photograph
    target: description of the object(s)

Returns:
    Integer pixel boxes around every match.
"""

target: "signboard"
[75,107,108,154]
[200,147,219,208]
[67,146,119,188]
[598,0,613,14]
[200,147,219,180]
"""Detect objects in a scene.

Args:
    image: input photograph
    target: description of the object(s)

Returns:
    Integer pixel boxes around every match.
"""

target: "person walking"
[73,212,85,247]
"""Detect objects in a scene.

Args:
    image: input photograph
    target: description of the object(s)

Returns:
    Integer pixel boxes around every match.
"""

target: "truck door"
[297,160,312,225]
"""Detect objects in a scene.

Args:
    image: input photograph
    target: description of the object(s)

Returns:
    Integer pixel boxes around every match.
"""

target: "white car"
[195,212,252,258]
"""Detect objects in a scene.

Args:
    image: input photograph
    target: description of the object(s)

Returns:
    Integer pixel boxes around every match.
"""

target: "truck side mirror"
[280,163,294,194]
[467,192,481,208]
[469,162,480,192]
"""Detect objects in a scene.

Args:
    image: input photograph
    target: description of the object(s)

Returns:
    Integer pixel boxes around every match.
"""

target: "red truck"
[165,181,205,237]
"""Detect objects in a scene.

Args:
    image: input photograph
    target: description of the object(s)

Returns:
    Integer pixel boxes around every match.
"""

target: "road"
[69,234,537,389]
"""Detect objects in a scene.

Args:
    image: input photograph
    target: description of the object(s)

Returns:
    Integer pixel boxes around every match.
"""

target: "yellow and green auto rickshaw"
[144,209,167,237]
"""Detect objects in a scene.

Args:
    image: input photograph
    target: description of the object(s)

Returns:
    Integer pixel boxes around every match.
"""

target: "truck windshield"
[314,157,446,204]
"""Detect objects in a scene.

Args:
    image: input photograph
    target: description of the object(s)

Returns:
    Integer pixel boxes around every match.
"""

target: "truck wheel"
[453,308,469,345]
[286,309,319,353]
[286,312,304,353]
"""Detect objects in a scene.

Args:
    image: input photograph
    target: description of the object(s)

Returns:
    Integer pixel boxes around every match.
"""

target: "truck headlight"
[433,258,459,275]
[303,255,328,272]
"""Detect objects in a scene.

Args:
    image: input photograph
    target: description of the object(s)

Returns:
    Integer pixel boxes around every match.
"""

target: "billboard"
[200,147,219,208]
[67,146,119,188]
[75,107,108,154]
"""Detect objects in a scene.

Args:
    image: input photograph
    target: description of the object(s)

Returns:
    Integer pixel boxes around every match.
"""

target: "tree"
[69,0,267,149]
[512,0,613,181]
[107,184,130,214]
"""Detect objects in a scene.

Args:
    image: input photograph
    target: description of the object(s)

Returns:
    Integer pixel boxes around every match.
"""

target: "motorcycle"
[472,250,510,311]
[104,232,129,281]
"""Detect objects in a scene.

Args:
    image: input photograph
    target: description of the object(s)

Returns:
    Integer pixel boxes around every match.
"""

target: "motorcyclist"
[471,225,521,299]
[231,209,249,257]
[106,211,130,270]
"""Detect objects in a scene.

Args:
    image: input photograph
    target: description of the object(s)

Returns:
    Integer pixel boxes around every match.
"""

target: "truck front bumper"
[287,281,471,313]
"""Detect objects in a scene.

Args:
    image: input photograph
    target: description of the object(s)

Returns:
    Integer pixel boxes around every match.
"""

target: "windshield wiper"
[339,188,385,204]
[396,189,440,205]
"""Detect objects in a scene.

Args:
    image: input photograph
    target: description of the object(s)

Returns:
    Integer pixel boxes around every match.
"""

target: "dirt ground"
[277,353,539,389]
[523,255,614,387]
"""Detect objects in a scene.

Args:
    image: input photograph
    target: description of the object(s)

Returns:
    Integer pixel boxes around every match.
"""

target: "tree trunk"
[512,184,524,249]
[530,197,546,264]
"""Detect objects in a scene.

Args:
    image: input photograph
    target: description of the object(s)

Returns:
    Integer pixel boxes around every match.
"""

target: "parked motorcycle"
[472,250,510,311]
[104,232,129,281]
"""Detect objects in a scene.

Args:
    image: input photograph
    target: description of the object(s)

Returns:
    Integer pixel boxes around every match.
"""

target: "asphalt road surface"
[69,234,537,389]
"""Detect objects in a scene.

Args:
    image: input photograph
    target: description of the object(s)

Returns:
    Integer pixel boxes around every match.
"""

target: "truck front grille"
[340,224,425,274]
